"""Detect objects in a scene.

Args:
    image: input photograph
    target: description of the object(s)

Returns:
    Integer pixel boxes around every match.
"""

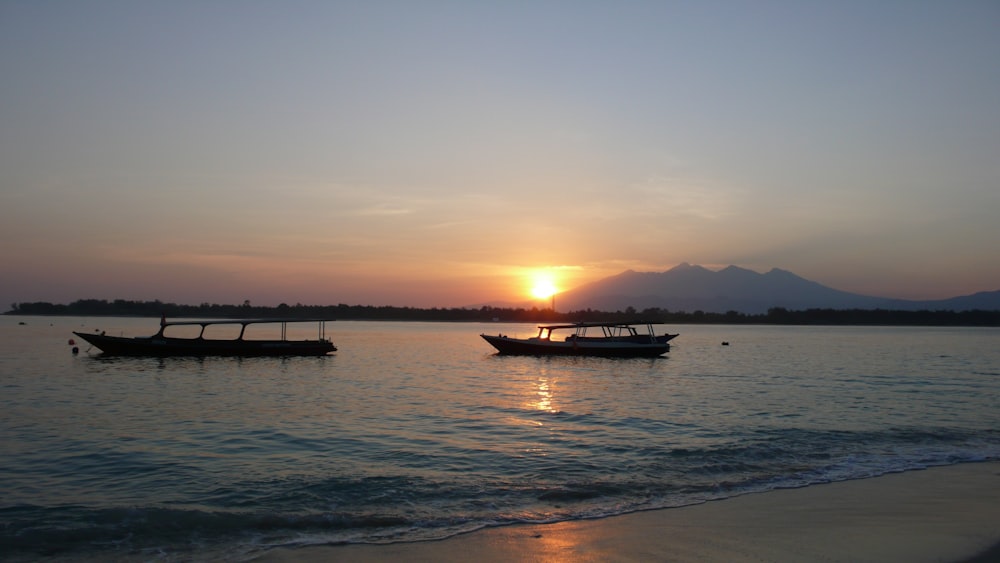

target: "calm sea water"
[1,316,998,561]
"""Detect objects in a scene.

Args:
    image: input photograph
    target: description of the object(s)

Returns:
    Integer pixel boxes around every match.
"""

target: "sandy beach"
[257,461,1000,563]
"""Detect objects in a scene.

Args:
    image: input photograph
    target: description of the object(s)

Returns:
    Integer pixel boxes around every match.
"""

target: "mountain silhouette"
[555,263,1000,314]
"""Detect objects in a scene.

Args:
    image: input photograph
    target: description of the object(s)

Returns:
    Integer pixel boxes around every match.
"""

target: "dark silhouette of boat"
[481,322,677,358]
[73,318,336,356]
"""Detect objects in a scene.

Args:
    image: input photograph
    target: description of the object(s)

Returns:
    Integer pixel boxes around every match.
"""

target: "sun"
[530,273,559,300]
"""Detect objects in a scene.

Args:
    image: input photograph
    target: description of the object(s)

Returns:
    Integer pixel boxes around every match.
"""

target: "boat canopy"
[534,321,660,340]
[157,318,335,327]
[536,321,660,330]
[156,318,335,341]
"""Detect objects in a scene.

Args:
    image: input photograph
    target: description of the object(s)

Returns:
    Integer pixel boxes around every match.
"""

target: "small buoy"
[68,338,76,346]
[71,347,79,354]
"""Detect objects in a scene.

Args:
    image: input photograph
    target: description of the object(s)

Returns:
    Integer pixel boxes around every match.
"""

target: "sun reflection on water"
[530,376,559,414]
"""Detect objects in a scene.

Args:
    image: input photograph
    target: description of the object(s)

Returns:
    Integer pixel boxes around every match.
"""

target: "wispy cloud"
[353,205,414,217]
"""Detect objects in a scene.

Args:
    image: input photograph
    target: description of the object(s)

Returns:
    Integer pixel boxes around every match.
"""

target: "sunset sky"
[2,1,998,309]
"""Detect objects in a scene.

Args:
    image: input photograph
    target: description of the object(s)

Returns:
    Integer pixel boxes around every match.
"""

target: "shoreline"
[256,461,1000,563]
[6,311,1000,328]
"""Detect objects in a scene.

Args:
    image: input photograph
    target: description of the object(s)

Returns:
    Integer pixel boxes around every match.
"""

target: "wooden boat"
[73,318,336,357]
[481,322,677,358]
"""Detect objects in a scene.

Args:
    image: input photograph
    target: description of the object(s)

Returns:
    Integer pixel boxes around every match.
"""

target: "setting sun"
[530,273,558,300]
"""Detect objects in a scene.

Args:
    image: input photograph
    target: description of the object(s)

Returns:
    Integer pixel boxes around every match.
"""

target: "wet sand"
[257,461,1000,563]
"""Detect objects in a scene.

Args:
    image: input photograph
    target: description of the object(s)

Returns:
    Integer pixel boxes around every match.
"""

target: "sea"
[1,316,998,561]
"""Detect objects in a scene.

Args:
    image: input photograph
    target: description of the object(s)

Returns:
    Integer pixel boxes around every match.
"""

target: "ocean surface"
[1,316,998,561]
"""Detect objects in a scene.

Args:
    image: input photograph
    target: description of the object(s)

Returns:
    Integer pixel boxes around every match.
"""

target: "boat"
[481,322,677,358]
[73,318,337,357]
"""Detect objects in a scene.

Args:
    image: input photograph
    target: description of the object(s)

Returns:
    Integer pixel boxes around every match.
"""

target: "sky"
[2,1,999,309]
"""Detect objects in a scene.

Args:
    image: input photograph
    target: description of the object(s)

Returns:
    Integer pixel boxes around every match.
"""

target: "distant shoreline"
[5,299,1000,326]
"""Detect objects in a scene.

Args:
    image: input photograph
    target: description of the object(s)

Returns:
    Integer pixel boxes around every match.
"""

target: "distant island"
[5,299,999,326]
[557,263,1000,314]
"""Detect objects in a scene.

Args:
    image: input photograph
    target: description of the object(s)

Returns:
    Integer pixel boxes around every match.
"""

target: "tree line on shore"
[6,299,999,326]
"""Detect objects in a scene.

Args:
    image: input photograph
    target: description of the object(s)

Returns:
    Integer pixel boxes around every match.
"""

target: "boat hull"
[480,334,669,358]
[74,332,336,357]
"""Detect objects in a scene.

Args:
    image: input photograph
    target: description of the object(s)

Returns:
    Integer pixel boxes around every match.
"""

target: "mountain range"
[552,263,1000,314]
